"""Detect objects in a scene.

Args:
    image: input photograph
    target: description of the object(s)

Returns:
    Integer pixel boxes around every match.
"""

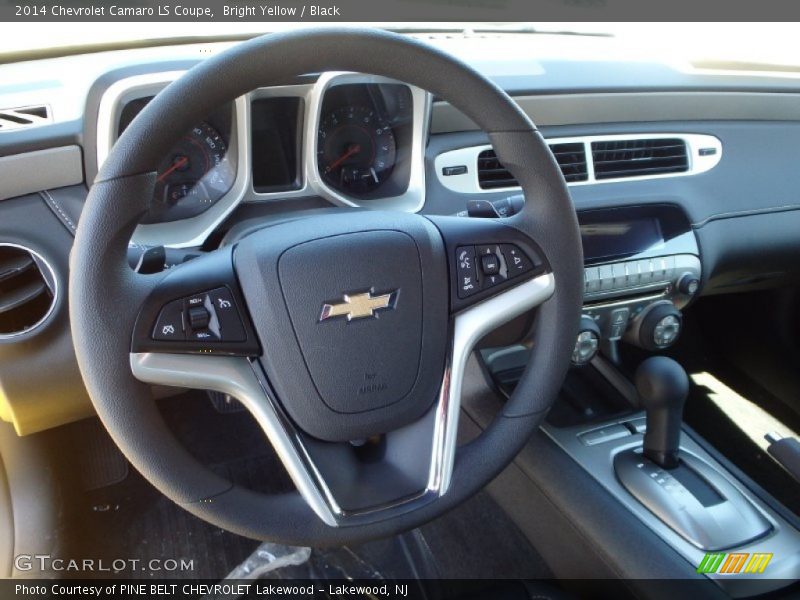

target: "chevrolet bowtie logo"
[319,290,398,322]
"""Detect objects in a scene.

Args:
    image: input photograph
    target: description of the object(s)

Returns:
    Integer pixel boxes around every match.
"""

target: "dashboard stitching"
[39,190,76,234]
[692,204,800,228]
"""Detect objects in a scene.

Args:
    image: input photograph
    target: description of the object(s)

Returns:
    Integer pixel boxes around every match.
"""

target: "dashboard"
[2,32,800,438]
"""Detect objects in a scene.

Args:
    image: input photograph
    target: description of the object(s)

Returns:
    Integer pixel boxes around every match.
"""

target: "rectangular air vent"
[0,105,52,132]
[591,138,688,180]
[477,143,588,189]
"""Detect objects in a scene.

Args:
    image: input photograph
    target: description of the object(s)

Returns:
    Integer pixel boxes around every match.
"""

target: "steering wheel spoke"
[131,263,553,527]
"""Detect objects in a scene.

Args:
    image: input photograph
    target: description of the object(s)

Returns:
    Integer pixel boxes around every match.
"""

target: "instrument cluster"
[117,97,235,224]
[105,74,426,246]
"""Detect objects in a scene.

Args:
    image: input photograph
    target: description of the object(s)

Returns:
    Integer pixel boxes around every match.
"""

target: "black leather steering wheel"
[70,28,583,545]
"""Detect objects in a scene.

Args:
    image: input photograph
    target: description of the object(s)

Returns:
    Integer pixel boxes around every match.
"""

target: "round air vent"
[0,244,57,338]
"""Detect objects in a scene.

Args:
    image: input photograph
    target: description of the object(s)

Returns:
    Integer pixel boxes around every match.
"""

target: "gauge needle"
[327,144,361,172]
[157,156,189,182]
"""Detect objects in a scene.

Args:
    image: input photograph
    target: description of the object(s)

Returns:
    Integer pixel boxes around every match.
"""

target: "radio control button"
[664,255,676,280]
[585,267,601,293]
[653,256,669,280]
[638,259,654,284]
[612,263,627,289]
[599,265,614,291]
[625,261,640,287]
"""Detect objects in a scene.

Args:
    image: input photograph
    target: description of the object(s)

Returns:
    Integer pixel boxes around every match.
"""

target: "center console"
[479,204,800,597]
[573,204,701,365]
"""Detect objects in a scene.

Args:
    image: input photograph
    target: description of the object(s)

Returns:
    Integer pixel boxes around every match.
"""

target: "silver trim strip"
[130,272,554,526]
[0,243,58,341]
[434,133,722,194]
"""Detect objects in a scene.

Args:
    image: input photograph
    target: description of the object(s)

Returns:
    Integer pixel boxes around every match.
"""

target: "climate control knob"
[626,302,682,351]
[677,272,700,296]
[572,315,602,366]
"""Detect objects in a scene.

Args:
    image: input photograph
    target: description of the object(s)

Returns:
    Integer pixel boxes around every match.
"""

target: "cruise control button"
[456,246,479,298]
[500,244,533,278]
[153,300,185,341]
[208,287,246,341]
[188,305,211,330]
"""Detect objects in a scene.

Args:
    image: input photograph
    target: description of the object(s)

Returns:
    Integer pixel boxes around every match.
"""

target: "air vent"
[477,143,588,189]
[0,245,56,337]
[0,105,52,132]
[591,138,688,180]
[549,142,590,183]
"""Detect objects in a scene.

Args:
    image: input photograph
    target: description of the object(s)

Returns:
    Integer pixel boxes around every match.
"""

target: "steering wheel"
[70,28,583,545]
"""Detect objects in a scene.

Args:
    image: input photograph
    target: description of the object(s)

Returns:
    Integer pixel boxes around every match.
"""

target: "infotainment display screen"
[580,218,665,262]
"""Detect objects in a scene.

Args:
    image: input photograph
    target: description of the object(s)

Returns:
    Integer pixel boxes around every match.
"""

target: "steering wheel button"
[455,246,479,298]
[480,253,500,275]
[208,287,246,342]
[188,305,211,330]
[482,273,504,289]
[500,244,533,277]
[186,294,205,307]
[152,300,185,341]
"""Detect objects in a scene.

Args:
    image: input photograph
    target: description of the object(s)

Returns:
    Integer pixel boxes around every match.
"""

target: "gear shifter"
[635,356,689,469]
[616,356,772,550]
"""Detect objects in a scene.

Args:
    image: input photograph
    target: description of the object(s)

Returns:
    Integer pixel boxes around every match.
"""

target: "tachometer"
[147,122,235,223]
[317,106,397,195]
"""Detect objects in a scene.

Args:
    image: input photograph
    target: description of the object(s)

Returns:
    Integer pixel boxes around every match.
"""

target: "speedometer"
[146,122,235,223]
[317,106,397,195]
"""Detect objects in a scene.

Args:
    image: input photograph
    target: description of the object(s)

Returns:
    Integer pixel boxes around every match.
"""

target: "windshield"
[4,22,800,72]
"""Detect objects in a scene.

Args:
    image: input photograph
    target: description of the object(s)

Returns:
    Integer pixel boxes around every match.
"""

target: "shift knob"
[635,356,689,469]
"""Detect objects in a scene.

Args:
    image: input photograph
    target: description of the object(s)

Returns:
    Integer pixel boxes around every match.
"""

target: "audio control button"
[624,261,640,287]
[612,263,627,289]
[638,259,654,284]
[653,257,670,281]
[585,267,601,293]
[599,265,614,291]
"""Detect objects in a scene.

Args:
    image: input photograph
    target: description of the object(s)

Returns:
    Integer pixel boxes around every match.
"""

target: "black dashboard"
[2,32,800,438]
